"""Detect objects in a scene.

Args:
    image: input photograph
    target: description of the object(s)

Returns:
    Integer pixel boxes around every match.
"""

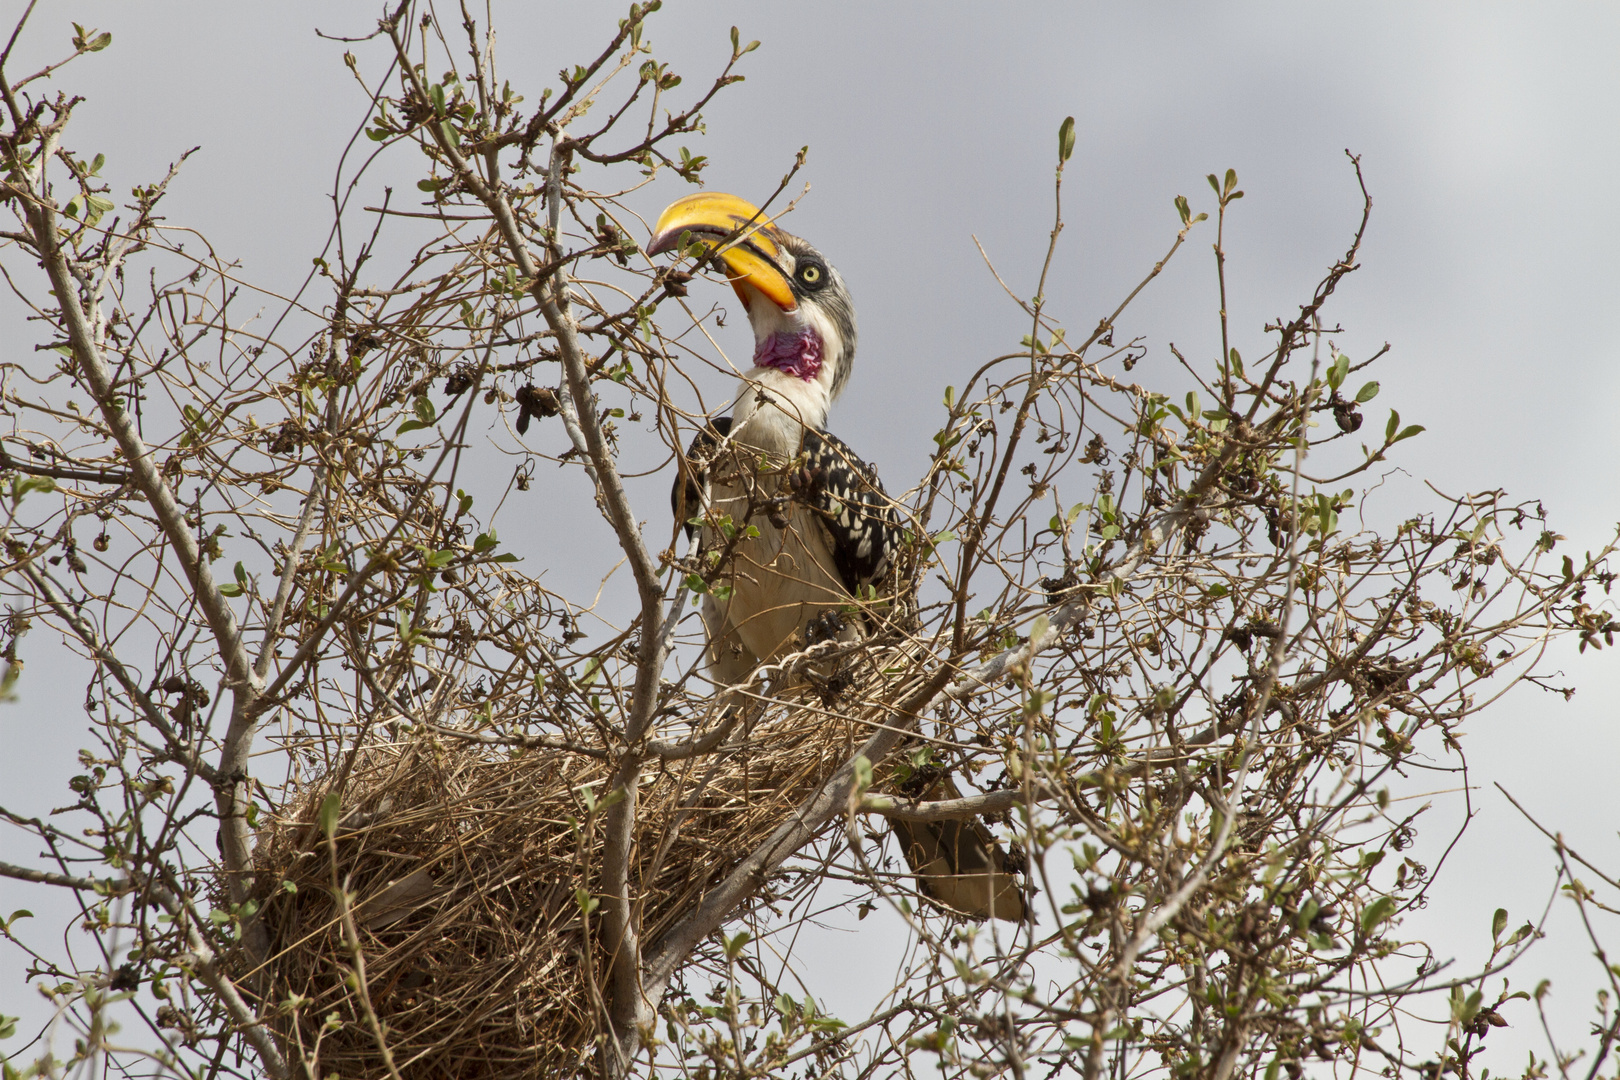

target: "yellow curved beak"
[647,192,797,312]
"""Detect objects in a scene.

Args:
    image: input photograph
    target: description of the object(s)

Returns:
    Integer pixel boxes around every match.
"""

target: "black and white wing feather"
[797,428,900,594]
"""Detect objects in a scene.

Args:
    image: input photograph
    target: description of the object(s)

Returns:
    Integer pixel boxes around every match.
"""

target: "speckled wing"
[800,427,901,595]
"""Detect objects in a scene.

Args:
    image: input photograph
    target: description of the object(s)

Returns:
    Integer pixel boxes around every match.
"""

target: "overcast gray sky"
[3,1,1617,1064]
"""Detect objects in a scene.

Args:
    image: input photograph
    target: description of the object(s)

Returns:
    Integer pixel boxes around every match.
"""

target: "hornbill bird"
[648,192,1027,922]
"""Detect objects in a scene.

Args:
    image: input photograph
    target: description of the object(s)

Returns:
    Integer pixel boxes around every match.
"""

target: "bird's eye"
[797,262,825,287]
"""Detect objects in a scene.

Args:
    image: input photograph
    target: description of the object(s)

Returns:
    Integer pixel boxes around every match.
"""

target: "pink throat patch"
[753,328,823,381]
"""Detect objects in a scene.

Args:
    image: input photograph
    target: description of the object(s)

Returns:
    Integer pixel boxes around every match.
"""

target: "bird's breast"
[731,369,831,454]
[706,473,850,664]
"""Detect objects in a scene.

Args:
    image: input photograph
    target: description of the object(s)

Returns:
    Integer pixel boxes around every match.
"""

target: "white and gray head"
[649,192,859,426]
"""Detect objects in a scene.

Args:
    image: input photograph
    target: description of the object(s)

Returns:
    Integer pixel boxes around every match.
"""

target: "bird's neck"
[732,366,833,456]
[730,303,841,454]
[752,326,823,381]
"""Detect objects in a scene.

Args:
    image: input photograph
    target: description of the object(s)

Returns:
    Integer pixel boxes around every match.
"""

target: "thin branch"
[0,859,105,890]
[0,445,129,485]
[858,784,1043,822]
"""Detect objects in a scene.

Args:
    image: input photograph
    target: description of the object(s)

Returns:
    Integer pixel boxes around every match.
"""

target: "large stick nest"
[249,654,913,1079]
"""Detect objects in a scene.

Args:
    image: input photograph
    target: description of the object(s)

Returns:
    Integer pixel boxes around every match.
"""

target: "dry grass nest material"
[250,650,913,1079]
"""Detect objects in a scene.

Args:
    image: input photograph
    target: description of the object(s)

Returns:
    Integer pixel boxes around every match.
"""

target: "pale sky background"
[3,1,1618,1070]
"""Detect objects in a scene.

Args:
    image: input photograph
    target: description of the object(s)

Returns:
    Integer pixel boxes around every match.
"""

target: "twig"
[0,445,128,485]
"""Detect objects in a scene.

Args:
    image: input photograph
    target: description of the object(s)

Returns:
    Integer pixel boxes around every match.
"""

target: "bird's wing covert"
[801,428,902,594]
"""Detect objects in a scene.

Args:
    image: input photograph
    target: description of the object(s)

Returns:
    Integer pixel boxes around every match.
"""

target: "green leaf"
[852,754,873,793]
[1057,115,1076,163]
[1174,194,1192,226]
[426,549,455,569]
[10,475,56,505]
[86,31,112,52]
[1361,895,1396,934]
[574,887,600,916]
[1492,907,1508,942]
[474,530,498,553]
[1355,380,1380,403]
[1327,352,1350,391]
[219,560,248,596]
[319,791,341,838]
[724,929,751,960]
[1393,424,1425,444]
[1385,409,1400,442]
